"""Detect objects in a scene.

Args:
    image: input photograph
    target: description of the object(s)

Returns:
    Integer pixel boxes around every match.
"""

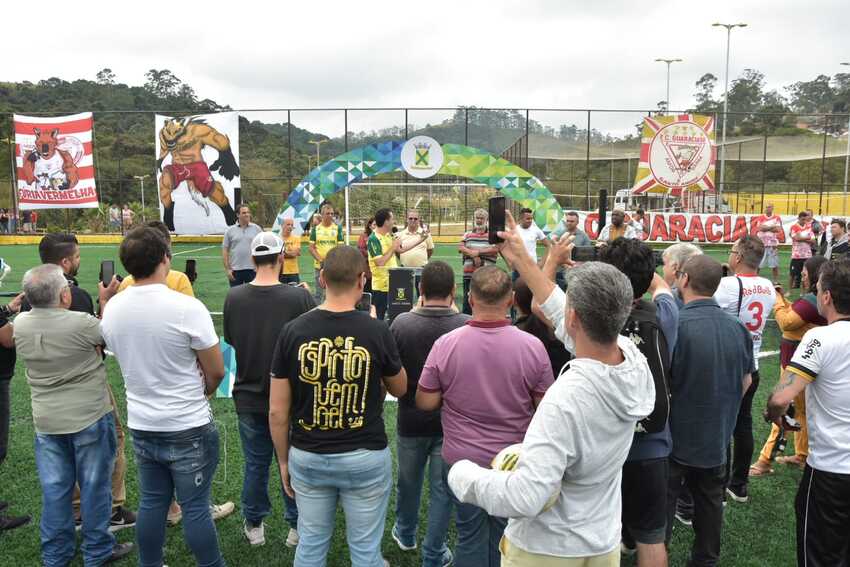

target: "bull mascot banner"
[631,114,716,205]
[155,112,240,234]
[14,112,99,210]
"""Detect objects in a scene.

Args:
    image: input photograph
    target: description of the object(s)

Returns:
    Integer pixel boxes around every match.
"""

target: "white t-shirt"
[516,223,547,263]
[101,284,219,432]
[714,275,776,371]
[787,321,850,474]
[628,219,645,239]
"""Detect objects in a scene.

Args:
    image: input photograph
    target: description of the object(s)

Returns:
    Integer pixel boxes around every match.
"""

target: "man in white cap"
[223,232,316,548]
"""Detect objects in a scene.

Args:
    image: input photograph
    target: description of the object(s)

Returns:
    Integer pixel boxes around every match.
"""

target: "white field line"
[173,245,215,256]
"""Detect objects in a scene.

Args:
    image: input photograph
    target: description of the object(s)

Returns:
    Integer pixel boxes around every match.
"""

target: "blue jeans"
[35,412,116,567]
[237,413,298,528]
[289,446,392,567]
[229,269,256,287]
[279,274,301,285]
[314,268,326,303]
[395,435,453,567]
[372,290,388,320]
[131,422,225,567]
[462,277,472,315]
[453,491,507,567]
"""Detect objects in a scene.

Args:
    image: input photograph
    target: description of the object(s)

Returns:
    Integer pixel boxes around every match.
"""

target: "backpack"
[621,299,671,434]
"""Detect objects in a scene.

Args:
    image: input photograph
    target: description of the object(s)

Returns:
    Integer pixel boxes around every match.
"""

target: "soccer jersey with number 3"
[714,275,776,371]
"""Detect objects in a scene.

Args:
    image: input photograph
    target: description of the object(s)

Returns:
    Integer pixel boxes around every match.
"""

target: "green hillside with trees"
[0,67,848,230]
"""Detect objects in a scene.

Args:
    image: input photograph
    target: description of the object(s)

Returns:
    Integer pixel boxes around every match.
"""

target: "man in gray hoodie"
[448,224,655,566]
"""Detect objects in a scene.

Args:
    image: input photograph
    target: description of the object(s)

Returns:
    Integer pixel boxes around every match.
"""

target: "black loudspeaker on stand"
[234,187,242,208]
[597,189,608,234]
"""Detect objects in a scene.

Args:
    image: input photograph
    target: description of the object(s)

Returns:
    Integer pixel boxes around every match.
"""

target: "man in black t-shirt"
[223,232,316,548]
[269,245,407,567]
[19,233,94,315]
[0,295,31,531]
[388,261,468,563]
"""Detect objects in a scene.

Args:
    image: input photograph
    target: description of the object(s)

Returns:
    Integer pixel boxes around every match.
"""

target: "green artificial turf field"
[0,241,801,566]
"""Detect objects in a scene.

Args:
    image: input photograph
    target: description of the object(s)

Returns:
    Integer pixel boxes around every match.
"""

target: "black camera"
[766,404,800,460]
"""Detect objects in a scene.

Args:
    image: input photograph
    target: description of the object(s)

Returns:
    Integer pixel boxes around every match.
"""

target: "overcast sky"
[3,0,848,137]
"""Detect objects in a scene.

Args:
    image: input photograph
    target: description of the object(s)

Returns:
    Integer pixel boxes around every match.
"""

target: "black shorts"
[795,464,850,567]
[622,457,669,545]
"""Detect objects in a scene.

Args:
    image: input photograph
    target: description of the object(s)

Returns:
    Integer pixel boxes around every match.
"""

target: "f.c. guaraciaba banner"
[14,112,99,210]
[632,114,716,197]
[155,112,240,235]
[571,211,820,245]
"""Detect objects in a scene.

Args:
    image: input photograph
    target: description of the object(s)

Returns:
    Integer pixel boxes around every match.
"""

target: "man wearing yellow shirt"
[279,218,301,285]
[397,210,434,292]
[368,208,429,320]
[308,203,344,303]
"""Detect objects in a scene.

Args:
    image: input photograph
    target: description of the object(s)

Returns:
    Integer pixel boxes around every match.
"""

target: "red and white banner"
[632,114,716,197]
[575,211,826,245]
[14,112,99,210]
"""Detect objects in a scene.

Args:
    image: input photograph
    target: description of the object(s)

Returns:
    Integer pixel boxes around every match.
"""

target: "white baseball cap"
[251,232,284,256]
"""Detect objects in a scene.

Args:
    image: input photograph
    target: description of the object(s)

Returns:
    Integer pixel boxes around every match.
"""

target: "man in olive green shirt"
[14,264,131,566]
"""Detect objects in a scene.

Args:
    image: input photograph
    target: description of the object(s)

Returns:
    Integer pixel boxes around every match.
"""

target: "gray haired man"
[458,208,499,315]
[14,264,131,566]
[448,218,655,565]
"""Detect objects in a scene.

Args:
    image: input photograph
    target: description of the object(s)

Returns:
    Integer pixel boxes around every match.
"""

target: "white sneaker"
[243,519,265,546]
[211,501,235,521]
[286,527,299,548]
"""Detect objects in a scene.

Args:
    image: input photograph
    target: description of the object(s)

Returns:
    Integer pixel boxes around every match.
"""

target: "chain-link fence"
[1,107,848,233]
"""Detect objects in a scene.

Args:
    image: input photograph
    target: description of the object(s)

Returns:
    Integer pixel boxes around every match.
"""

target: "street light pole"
[713,22,747,209]
[308,139,327,168]
[133,175,149,222]
[654,58,683,112]
[841,62,850,215]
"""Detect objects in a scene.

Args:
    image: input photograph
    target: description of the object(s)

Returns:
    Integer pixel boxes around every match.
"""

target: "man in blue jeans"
[102,227,227,567]
[389,261,469,567]
[14,264,132,566]
[269,245,408,567]
[224,232,316,547]
[416,266,554,567]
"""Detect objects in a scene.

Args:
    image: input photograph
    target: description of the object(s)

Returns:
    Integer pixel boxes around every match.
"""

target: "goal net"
[343,181,514,239]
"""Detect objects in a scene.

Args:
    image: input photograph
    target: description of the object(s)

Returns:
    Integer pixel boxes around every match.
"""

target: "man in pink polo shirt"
[416,265,554,567]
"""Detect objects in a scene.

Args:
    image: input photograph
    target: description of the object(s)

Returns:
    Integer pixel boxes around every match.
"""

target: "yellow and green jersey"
[367,231,397,292]
[309,222,344,268]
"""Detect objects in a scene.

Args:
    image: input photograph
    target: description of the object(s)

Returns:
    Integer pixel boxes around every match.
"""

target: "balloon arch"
[272,138,561,235]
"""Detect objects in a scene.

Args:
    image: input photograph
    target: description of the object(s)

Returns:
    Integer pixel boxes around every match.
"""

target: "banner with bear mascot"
[155,112,240,235]
[14,112,99,209]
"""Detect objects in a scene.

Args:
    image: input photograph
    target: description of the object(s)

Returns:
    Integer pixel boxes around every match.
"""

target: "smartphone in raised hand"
[355,292,373,312]
[488,196,506,244]
[100,260,114,287]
